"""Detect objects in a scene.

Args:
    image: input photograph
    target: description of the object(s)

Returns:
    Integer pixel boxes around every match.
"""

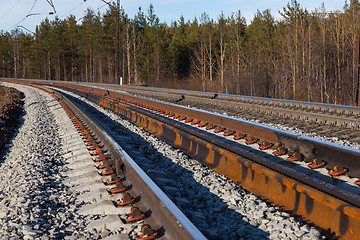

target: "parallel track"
[2,79,360,239]
[80,83,360,144]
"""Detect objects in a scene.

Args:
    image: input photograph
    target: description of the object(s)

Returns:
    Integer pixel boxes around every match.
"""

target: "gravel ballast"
[57,88,325,240]
[0,83,90,239]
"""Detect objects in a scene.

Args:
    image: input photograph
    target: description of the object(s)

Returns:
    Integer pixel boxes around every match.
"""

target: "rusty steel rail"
[79,82,360,129]
[2,79,360,239]
[20,83,206,240]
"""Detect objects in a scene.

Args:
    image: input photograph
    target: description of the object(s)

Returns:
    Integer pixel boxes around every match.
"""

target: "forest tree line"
[0,0,360,106]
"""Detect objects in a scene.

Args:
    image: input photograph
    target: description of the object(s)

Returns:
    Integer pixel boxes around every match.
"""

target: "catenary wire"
[0,0,22,21]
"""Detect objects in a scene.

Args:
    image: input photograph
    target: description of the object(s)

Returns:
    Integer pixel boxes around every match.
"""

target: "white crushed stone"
[58,88,325,240]
[249,120,360,150]
[0,83,96,239]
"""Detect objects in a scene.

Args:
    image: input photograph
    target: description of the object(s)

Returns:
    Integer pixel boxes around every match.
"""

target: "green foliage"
[1,1,360,105]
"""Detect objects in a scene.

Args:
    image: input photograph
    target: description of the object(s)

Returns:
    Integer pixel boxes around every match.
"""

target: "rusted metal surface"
[357,32,360,107]
[56,86,360,239]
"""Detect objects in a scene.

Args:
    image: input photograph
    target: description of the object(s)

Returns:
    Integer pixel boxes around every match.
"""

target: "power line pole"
[101,0,121,84]
[357,32,360,106]
[36,25,40,79]
[116,0,120,84]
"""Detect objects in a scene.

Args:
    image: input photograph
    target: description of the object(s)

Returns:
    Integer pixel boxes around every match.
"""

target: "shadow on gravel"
[174,95,185,103]
[0,88,25,164]
[63,92,270,240]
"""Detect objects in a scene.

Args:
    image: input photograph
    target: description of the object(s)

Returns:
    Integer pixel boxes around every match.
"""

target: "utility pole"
[101,0,121,84]
[116,0,121,85]
[357,32,360,106]
[36,25,40,79]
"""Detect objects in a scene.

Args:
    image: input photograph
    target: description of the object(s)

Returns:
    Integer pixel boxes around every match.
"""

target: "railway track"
[79,83,360,145]
[0,81,205,239]
[1,78,360,239]
[49,86,206,239]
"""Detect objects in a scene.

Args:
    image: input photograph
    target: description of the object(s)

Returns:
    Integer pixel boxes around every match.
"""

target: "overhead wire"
[60,2,87,18]
[95,3,108,12]
[8,0,58,32]
[0,0,22,21]
[8,0,40,31]
[7,0,109,32]
[10,17,28,31]
[78,3,108,21]
[26,0,38,17]
[46,0,57,13]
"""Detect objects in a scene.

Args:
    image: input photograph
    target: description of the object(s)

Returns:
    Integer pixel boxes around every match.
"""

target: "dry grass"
[0,85,24,157]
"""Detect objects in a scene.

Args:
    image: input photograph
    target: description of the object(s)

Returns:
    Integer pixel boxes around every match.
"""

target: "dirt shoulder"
[0,85,24,157]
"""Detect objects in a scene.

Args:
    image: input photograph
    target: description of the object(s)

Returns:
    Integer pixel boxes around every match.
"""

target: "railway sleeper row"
[172,96,360,130]
[51,84,360,239]
[95,84,360,117]
[96,85,360,129]
[43,87,158,239]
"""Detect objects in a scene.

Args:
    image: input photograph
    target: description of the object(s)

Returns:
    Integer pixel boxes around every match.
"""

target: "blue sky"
[0,0,346,33]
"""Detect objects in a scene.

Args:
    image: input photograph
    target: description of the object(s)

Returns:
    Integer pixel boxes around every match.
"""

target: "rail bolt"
[328,165,349,177]
[125,207,145,222]
[273,147,287,156]
[106,173,121,185]
[355,179,360,187]
[134,224,158,240]
[259,141,273,150]
[191,119,200,125]
[287,152,302,162]
[206,124,216,130]
[245,136,259,145]
[223,130,235,136]
[198,121,207,127]
[214,127,225,133]
[101,166,115,176]
[97,159,110,169]
[185,117,193,123]
[234,133,246,140]
[111,182,127,194]
[117,193,135,206]
[307,158,326,169]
